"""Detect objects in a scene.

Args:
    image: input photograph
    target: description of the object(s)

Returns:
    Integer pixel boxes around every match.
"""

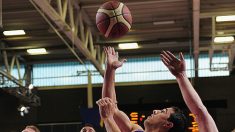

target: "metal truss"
[0,42,40,107]
[30,0,105,76]
[208,17,234,72]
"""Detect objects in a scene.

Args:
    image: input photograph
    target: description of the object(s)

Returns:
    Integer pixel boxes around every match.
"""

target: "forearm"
[177,73,219,132]
[113,109,134,132]
[176,73,206,115]
[104,117,121,132]
[102,67,117,102]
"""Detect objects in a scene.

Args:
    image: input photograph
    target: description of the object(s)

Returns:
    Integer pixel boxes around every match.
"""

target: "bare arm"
[104,118,121,132]
[102,47,143,132]
[161,51,218,132]
[102,47,125,103]
[97,98,121,132]
[113,110,144,132]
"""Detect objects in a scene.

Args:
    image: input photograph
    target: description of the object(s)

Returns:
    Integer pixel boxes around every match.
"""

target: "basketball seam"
[122,7,131,25]
[96,12,125,25]
[96,1,132,38]
[96,2,131,24]
[96,13,130,25]
[96,12,111,25]
[112,2,120,22]
[104,2,120,37]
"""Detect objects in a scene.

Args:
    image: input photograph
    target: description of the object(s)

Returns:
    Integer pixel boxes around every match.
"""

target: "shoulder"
[131,124,144,132]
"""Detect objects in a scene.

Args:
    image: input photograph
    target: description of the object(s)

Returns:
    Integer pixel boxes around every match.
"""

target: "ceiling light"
[27,48,47,55]
[3,30,26,36]
[217,31,224,35]
[216,15,235,22]
[153,21,175,25]
[118,43,139,49]
[214,36,234,43]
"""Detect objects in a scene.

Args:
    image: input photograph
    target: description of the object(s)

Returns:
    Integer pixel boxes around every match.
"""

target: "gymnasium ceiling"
[1,0,235,76]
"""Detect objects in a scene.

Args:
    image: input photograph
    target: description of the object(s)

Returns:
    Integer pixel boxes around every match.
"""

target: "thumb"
[179,52,184,61]
[120,58,127,63]
[117,59,127,67]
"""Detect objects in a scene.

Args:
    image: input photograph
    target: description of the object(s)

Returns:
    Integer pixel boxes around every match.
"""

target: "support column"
[0,42,10,73]
[193,0,200,77]
[87,71,93,108]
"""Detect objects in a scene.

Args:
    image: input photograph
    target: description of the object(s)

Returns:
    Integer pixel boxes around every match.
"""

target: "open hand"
[160,51,186,77]
[104,47,126,69]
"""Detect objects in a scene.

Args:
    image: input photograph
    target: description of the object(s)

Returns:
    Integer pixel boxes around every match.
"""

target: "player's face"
[144,107,175,127]
[80,126,95,132]
[22,127,36,132]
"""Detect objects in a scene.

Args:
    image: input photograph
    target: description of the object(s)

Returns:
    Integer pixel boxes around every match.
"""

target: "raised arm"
[102,47,125,103]
[160,51,218,132]
[102,47,143,132]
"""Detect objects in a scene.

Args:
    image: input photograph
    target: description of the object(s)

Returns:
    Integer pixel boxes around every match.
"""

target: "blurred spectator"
[80,123,96,132]
[22,125,40,132]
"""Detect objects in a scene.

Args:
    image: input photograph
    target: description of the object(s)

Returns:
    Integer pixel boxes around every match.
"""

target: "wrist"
[106,65,116,71]
[176,71,187,79]
[103,116,114,121]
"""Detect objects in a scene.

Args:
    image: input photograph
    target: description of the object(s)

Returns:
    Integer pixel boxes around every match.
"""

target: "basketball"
[96,1,132,38]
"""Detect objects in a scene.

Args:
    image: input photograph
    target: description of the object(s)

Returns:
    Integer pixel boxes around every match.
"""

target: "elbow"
[193,105,208,116]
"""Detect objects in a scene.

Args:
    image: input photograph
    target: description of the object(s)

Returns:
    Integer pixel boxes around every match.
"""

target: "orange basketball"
[96,1,132,38]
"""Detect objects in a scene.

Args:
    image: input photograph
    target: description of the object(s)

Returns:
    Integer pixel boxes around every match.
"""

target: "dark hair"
[81,123,96,132]
[84,123,94,128]
[168,106,187,132]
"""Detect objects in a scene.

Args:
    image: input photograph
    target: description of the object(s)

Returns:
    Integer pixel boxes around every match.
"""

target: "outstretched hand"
[160,51,186,77]
[104,47,126,70]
